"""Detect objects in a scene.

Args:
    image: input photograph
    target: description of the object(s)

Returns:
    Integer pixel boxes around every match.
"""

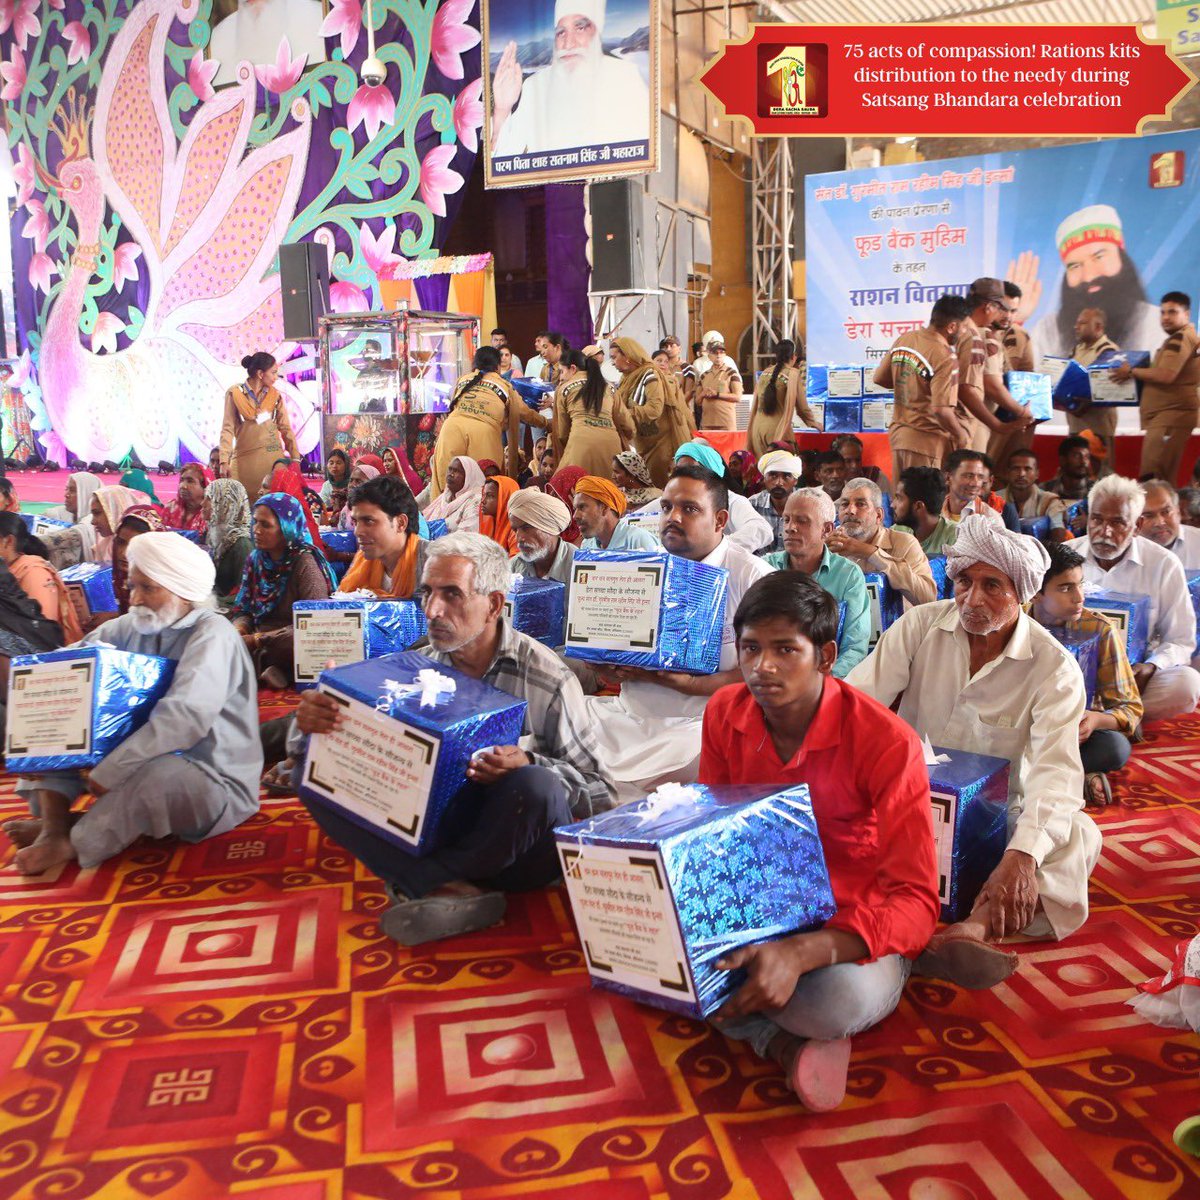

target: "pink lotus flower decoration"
[13,142,34,207]
[188,51,218,102]
[29,252,55,294]
[0,0,40,51]
[347,82,395,141]
[63,19,91,65]
[320,0,362,58]
[359,222,401,276]
[21,197,49,253]
[0,45,26,103]
[419,144,464,219]
[113,243,142,291]
[453,78,483,153]
[330,281,370,313]
[431,0,480,81]
[91,312,126,355]
[254,37,307,94]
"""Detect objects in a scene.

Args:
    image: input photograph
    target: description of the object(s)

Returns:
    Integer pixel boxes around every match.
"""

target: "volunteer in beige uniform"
[696,333,743,431]
[987,281,1037,476]
[1067,308,1121,472]
[875,293,970,481]
[1111,291,1200,485]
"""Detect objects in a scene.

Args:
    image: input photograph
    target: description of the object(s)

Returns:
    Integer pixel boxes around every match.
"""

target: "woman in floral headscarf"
[230,493,337,689]
[611,449,661,512]
[111,505,166,615]
[161,462,211,534]
[205,478,253,606]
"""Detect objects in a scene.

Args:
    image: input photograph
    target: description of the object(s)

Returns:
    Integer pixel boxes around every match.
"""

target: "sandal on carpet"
[1175,1114,1200,1157]
[913,933,1019,990]
[379,890,507,946]
[1084,772,1112,809]
[261,759,296,796]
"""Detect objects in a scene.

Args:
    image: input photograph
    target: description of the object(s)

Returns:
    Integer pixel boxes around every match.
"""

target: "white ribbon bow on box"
[923,735,950,766]
[634,781,703,826]
[377,669,457,712]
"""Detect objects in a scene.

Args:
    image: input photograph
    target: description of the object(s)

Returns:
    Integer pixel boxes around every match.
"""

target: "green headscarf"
[119,468,160,505]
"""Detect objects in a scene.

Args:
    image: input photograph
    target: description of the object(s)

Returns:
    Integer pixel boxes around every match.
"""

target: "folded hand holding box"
[60,563,117,625]
[299,652,528,856]
[1001,372,1052,422]
[292,597,427,688]
[563,549,729,674]
[1082,587,1151,664]
[925,745,1010,923]
[864,571,902,647]
[506,575,565,648]
[1048,627,1101,705]
[555,782,836,1017]
[6,646,177,772]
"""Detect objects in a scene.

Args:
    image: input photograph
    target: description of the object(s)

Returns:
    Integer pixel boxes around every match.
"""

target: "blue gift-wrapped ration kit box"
[5,646,176,772]
[556,783,836,1017]
[1048,626,1101,706]
[512,376,555,411]
[927,747,1011,923]
[426,518,449,540]
[1085,350,1148,407]
[1084,589,1151,664]
[1019,515,1051,542]
[822,400,861,434]
[1188,571,1200,654]
[564,549,729,674]
[506,575,565,648]
[864,571,902,647]
[21,513,70,537]
[928,555,952,600]
[1001,371,1053,423]
[826,365,864,398]
[60,563,117,625]
[292,598,427,687]
[299,651,527,856]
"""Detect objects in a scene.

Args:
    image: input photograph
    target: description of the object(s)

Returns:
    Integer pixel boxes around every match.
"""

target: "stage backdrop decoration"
[482,0,658,188]
[2,0,483,466]
[805,128,1200,370]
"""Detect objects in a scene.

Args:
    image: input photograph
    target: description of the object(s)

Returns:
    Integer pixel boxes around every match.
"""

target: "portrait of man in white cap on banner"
[485,0,655,184]
[1013,204,1166,361]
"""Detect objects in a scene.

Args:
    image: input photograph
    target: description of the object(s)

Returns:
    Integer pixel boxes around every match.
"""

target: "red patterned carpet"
[1,695,1199,1199]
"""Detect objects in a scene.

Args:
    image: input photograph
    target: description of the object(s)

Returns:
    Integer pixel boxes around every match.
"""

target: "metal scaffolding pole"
[750,137,796,375]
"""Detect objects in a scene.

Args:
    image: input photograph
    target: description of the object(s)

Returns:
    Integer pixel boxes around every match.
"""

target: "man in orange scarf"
[338,475,426,598]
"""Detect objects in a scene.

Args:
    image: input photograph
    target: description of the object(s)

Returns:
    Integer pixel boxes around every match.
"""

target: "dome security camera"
[361,56,386,87]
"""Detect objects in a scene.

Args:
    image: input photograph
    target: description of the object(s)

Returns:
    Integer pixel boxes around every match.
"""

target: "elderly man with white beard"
[3,533,262,874]
[490,0,651,157]
[848,516,1102,990]
[507,490,576,585]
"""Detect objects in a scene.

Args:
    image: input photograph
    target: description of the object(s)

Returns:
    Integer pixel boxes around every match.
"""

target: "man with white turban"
[848,515,1102,988]
[490,0,651,158]
[749,450,803,554]
[4,533,262,874]
[507,489,576,585]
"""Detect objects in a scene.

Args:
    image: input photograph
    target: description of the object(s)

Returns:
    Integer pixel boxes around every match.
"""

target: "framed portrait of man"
[483,0,659,188]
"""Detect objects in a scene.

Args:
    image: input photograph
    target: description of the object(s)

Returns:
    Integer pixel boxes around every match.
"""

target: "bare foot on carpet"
[14,832,77,875]
[2,818,42,848]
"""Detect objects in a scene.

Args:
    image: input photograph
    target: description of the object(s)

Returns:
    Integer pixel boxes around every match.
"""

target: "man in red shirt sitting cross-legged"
[700,571,940,1111]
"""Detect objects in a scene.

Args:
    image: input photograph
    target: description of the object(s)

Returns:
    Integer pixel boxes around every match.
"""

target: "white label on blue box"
[1091,605,1130,639]
[862,374,892,396]
[1039,356,1071,386]
[1088,371,1137,406]
[566,562,663,652]
[929,790,957,906]
[303,686,440,848]
[865,579,884,647]
[827,367,861,398]
[294,609,367,685]
[798,401,824,430]
[558,840,695,1005]
[7,659,95,760]
[861,400,892,431]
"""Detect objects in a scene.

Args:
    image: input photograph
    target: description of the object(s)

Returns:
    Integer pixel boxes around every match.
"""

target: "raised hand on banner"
[1004,251,1043,324]
[492,42,524,134]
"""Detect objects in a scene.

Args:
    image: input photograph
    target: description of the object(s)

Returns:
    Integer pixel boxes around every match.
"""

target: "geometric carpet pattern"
[1,697,1199,1199]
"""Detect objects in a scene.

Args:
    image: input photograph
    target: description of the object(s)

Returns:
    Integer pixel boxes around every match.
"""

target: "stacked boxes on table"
[926,748,1011,923]
[60,563,117,626]
[564,549,729,674]
[6,646,176,772]
[299,652,527,856]
[292,597,427,687]
[1048,627,1101,706]
[1084,589,1151,664]
[556,783,836,1016]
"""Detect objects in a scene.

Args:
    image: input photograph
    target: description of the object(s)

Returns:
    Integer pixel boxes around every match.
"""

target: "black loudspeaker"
[279,241,330,340]
[590,180,645,293]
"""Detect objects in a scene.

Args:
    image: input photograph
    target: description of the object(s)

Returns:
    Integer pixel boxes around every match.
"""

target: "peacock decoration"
[2,0,482,464]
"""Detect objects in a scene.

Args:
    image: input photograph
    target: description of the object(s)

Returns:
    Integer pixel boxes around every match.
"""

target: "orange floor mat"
[0,704,1198,1199]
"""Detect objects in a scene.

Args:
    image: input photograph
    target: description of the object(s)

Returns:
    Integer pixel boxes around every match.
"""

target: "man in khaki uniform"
[1002,282,1035,372]
[957,278,1031,456]
[1112,292,1200,484]
[1067,308,1122,472]
[875,294,971,481]
[696,333,743,431]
